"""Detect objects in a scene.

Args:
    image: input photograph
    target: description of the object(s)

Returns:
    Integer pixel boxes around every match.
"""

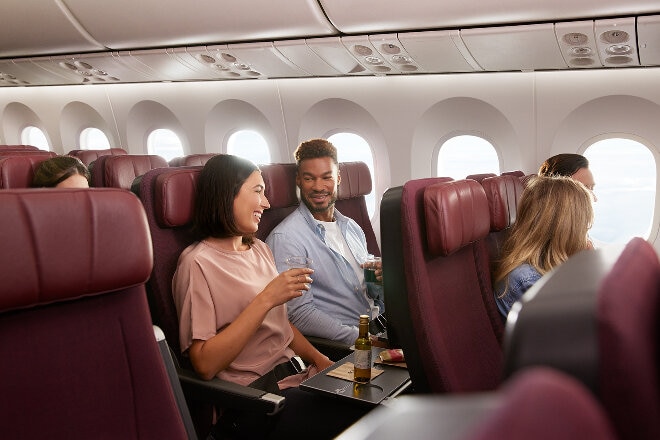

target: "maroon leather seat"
[504,237,660,440]
[381,178,502,393]
[337,367,617,440]
[0,153,58,188]
[132,165,286,437]
[68,147,127,166]
[257,162,298,241]
[0,188,188,439]
[336,161,380,256]
[91,154,168,189]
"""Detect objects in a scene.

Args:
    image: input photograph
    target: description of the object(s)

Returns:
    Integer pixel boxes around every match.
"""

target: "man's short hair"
[294,138,338,166]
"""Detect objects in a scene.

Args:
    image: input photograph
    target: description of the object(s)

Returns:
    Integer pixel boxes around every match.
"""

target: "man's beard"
[302,191,337,214]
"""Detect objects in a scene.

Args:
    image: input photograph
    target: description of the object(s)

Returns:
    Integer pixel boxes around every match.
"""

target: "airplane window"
[328,132,376,218]
[79,127,110,150]
[227,130,271,165]
[437,135,500,179]
[584,138,656,245]
[147,128,184,162]
[20,126,50,150]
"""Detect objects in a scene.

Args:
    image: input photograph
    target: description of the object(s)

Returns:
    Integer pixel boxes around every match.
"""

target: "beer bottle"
[353,314,372,383]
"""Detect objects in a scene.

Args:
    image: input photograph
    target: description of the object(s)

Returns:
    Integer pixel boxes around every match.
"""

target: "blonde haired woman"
[494,176,594,318]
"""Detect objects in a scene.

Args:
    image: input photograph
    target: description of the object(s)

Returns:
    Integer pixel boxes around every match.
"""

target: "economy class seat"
[0,152,57,188]
[132,165,286,438]
[0,188,193,439]
[91,153,168,189]
[336,161,380,256]
[504,237,660,440]
[381,178,502,393]
[466,172,497,183]
[68,147,127,166]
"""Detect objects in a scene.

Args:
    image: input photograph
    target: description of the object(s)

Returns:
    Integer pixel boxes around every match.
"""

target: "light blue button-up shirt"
[266,203,384,345]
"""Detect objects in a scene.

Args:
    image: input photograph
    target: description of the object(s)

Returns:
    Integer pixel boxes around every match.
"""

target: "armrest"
[177,367,285,415]
[306,336,353,361]
[154,325,285,418]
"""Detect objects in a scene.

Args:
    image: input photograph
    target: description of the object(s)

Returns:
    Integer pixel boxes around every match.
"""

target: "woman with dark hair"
[32,156,90,188]
[538,153,596,200]
[173,154,367,439]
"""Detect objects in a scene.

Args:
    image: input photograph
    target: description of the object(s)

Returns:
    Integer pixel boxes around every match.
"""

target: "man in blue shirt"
[266,139,383,345]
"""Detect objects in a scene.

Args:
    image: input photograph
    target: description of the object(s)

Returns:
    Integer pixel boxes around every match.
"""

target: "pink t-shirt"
[173,239,315,387]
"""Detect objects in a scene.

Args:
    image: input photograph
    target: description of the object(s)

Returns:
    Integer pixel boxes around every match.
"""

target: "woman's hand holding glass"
[261,267,314,308]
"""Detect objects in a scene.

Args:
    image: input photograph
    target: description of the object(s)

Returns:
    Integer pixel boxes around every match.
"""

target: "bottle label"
[354,349,372,370]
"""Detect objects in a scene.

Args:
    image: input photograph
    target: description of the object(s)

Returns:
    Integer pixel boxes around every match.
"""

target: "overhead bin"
[638,15,660,66]
[318,0,660,34]
[60,0,337,50]
[0,0,105,58]
[460,23,568,71]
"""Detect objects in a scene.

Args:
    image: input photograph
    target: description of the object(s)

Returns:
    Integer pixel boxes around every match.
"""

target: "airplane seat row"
[68,147,128,166]
[504,236,660,440]
[381,177,503,394]
[0,188,193,439]
[0,152,58,188]
[256,162,298,241]
[90,153,168,189]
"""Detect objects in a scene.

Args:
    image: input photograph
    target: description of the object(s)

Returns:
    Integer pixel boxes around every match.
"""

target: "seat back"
[92,154,168,189]
[69,147,128,166]
[479,175,524,341]
[0,153,58,188]
[0,188,188,439]
[257,162,299,241]
[132,166,201,356]
[597,238,660,440]
[382,178,502,393]
[336,161,380,255]
[504,237,660,440]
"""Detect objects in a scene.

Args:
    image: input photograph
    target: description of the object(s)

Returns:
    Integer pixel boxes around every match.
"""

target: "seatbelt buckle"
[289,355,307,374]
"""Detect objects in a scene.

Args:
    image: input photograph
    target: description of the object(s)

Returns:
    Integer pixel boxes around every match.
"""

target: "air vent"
[555,21,601,69]
[369,34,421,73]
[594,17,639,67]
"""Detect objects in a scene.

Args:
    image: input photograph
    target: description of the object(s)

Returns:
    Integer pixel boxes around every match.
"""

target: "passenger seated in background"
[32,156,90,188]
[493,176,594,318]
[172,154,368,439]
[266,139,384,345]
[538,153,596,201]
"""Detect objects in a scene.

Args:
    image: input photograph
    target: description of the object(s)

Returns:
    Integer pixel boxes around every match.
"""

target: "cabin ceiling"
[1,0,660,87]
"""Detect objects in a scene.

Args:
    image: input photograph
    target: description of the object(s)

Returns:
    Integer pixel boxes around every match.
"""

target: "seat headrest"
[103,155,168,189]
[72,148,127,166]
[466,173,497,183]
[154,167,200,228]
[481,175,524,231]
[0,188,152,311]
[261,163,298,209]
[338,161,372,200]
[424,179,490,256]
[181,153,218,166]
[0,153,57,188]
